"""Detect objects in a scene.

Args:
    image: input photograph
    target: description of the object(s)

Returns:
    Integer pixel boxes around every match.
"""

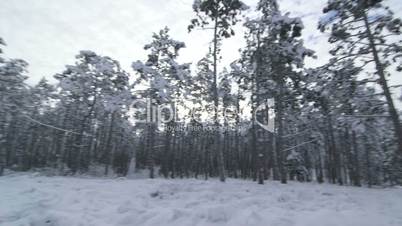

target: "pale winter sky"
[0,0,401,101]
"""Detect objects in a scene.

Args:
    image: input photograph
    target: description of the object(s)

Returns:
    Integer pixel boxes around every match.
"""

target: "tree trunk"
[363,135,373,187]
[104,111,116,176]
[258,153,264,184]
[276,78,287,184]
[363,11,402,156]
[212,15,225,182]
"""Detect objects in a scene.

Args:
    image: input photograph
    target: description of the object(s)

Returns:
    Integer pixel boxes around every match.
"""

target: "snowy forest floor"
[1,173,402,226]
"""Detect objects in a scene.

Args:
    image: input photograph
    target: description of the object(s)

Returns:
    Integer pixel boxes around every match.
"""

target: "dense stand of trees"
[1,0,402,186]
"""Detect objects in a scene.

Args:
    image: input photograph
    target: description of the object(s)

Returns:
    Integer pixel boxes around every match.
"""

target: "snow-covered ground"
[1,174,402,226]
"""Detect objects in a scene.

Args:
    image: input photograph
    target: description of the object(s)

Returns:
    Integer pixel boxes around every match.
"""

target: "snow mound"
[1,174,402,226]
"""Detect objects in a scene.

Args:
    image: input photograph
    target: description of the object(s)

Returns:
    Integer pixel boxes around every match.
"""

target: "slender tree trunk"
[363,12,402,156]
[0,97,7,176]
[363,135,373,187]
[258,153,264,184]
[234,96,241,178]
[57,131,69,174]
[251,100,258,181]
[212,15,225,182]
[276,78,286,184]
[317,144,324,183]
[162,122,172,178]
[326,114,342,185]
[104,111,116,176]
[352,130,361,186]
